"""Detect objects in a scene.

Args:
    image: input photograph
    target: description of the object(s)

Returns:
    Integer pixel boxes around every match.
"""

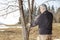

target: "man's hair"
[40,4,47,10]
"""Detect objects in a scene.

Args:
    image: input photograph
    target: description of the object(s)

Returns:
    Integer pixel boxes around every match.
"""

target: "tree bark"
[18,0,28,40]
[28,0,34,23]
[18,0,35,40]
[27,0,35,40]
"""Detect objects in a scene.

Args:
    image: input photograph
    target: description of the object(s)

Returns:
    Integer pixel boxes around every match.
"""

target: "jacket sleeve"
[30,15,40,27]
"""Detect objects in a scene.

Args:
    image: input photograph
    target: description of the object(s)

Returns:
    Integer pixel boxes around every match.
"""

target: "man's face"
[40,6,46,13]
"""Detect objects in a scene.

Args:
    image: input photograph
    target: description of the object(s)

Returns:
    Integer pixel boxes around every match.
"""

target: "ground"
[0,23,60,40]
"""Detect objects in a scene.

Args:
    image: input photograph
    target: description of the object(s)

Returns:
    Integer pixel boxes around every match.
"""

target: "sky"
[24,0,60,9]
[0,0,60,25]
[0,0,20,25]
[35,0,60,11]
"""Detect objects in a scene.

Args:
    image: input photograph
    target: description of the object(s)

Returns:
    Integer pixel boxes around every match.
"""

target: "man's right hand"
[26,23,31,32]
[27,23,31,28]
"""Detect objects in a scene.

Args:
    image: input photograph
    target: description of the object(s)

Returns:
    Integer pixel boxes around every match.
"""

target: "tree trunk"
[18,0,28,40]
[27,0,35,40]
[28,0,34,23]
[18,0,34,40]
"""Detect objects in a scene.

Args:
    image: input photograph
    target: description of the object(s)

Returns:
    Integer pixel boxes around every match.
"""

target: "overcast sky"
[0,0,19,25]
[24,0,60,9]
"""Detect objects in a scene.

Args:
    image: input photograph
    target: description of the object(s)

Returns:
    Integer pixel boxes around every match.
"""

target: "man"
[28,4,53,40]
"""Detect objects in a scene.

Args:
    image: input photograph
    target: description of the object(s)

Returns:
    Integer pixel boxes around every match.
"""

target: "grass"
[0,23,60,40]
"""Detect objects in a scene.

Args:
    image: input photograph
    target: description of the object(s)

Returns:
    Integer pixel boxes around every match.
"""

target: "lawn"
[0,23,60,40]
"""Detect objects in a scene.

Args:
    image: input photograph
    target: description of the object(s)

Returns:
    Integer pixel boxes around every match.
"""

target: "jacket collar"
[41,10,48,14]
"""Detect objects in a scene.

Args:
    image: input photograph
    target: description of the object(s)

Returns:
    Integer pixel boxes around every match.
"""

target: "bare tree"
[18,0,30,40]
[18,0,34,40]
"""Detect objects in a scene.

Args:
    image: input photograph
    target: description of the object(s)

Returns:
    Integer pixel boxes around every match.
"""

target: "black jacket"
[31,11,53,35]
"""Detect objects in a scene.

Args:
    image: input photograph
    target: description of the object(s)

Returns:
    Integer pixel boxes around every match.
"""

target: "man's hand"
[26,23,31,32]
[27,23,31,28]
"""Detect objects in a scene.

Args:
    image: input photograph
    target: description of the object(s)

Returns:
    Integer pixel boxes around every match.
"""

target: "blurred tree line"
[48,5,60,23]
